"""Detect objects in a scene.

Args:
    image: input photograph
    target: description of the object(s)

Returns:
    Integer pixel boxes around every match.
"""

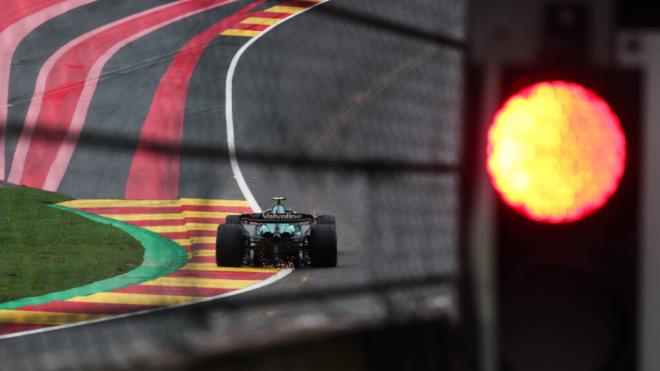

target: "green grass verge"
[0,186,143,303]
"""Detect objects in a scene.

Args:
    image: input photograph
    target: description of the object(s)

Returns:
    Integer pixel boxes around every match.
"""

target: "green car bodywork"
[215,196,337,268]
[256,197,302,238]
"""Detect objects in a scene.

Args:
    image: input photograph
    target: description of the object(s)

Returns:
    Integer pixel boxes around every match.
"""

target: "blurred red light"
[487,81,626,223]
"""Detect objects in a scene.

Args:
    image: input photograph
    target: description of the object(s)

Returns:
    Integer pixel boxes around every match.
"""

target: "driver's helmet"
[271,204,286,215]
[269,196,287,215]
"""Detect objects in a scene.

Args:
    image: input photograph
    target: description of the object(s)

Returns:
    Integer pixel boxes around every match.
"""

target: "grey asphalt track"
[192,0,464,343]
[4,0,181,173]
[58,1,253,198]
[0,0,465,369]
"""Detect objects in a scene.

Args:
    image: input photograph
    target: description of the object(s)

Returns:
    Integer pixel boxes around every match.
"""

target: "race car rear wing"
[238,213,315,224]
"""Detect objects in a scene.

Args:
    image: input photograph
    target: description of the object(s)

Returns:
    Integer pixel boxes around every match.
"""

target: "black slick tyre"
[316,215,335,225]
[309,224,337,267]
[216,224,244,267]
[225,215,241,224]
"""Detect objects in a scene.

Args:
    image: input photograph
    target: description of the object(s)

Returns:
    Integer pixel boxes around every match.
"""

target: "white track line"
[0,269,292,340]
[225,0,328,213]
[0,0,328,340]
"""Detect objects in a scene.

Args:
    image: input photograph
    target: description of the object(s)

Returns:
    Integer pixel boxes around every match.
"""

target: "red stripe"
[280,0,317,8]
[76,205,251,214]
[114,285,233,297]
[1,0,95,182]
[0,323,52,335]
[124,0,266,199]
[192,243,216,250]
[231,23,269,31]
[188,255,217,264]
[158,230,216,240]
[124,219,189,227]
[249,10,290,19]
[159,230,216,239]
[169,269,274,280]
[18,301,156,314]
[16,0,235,189]
[0,0,65,32]
[191,243,215,251]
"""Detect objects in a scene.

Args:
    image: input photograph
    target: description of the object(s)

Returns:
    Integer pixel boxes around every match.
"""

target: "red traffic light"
[487,81,626,223]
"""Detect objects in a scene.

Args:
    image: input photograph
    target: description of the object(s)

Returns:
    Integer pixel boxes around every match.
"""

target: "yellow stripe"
[192,250,215,257]
[142,225,190,233]
[220,29,260,37]
[265,5,305,13]
[185,223,221,231]
[59,198,250,208]
[142,277,259,289]
[192,236,215,244]
[144,223,218,233]
[101,211,232,221]
[173,236,215,246]
[0,310,105,325]
[241,17,280,25]
[101,214,183,221]
[179,198,249,207]
[143,225,188,233]
[182,263,279,273]
[69,292,198,306]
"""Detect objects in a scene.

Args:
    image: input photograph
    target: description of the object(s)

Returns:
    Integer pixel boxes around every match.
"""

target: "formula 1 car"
[216,196,337,268]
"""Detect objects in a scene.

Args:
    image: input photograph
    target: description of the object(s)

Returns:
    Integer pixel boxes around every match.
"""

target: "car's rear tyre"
[316,215,335,225]
[309,224,337,267]
[225,215,241,224]
[216,224,244,267]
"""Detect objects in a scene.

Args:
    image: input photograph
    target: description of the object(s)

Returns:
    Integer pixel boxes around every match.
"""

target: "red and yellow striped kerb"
[221,0,323,37]
[0,198,280,336]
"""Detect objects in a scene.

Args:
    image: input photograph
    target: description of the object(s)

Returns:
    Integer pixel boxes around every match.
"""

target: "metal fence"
[0,0,467,369]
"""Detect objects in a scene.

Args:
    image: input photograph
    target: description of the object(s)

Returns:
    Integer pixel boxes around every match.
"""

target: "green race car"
[216,196,337,268]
